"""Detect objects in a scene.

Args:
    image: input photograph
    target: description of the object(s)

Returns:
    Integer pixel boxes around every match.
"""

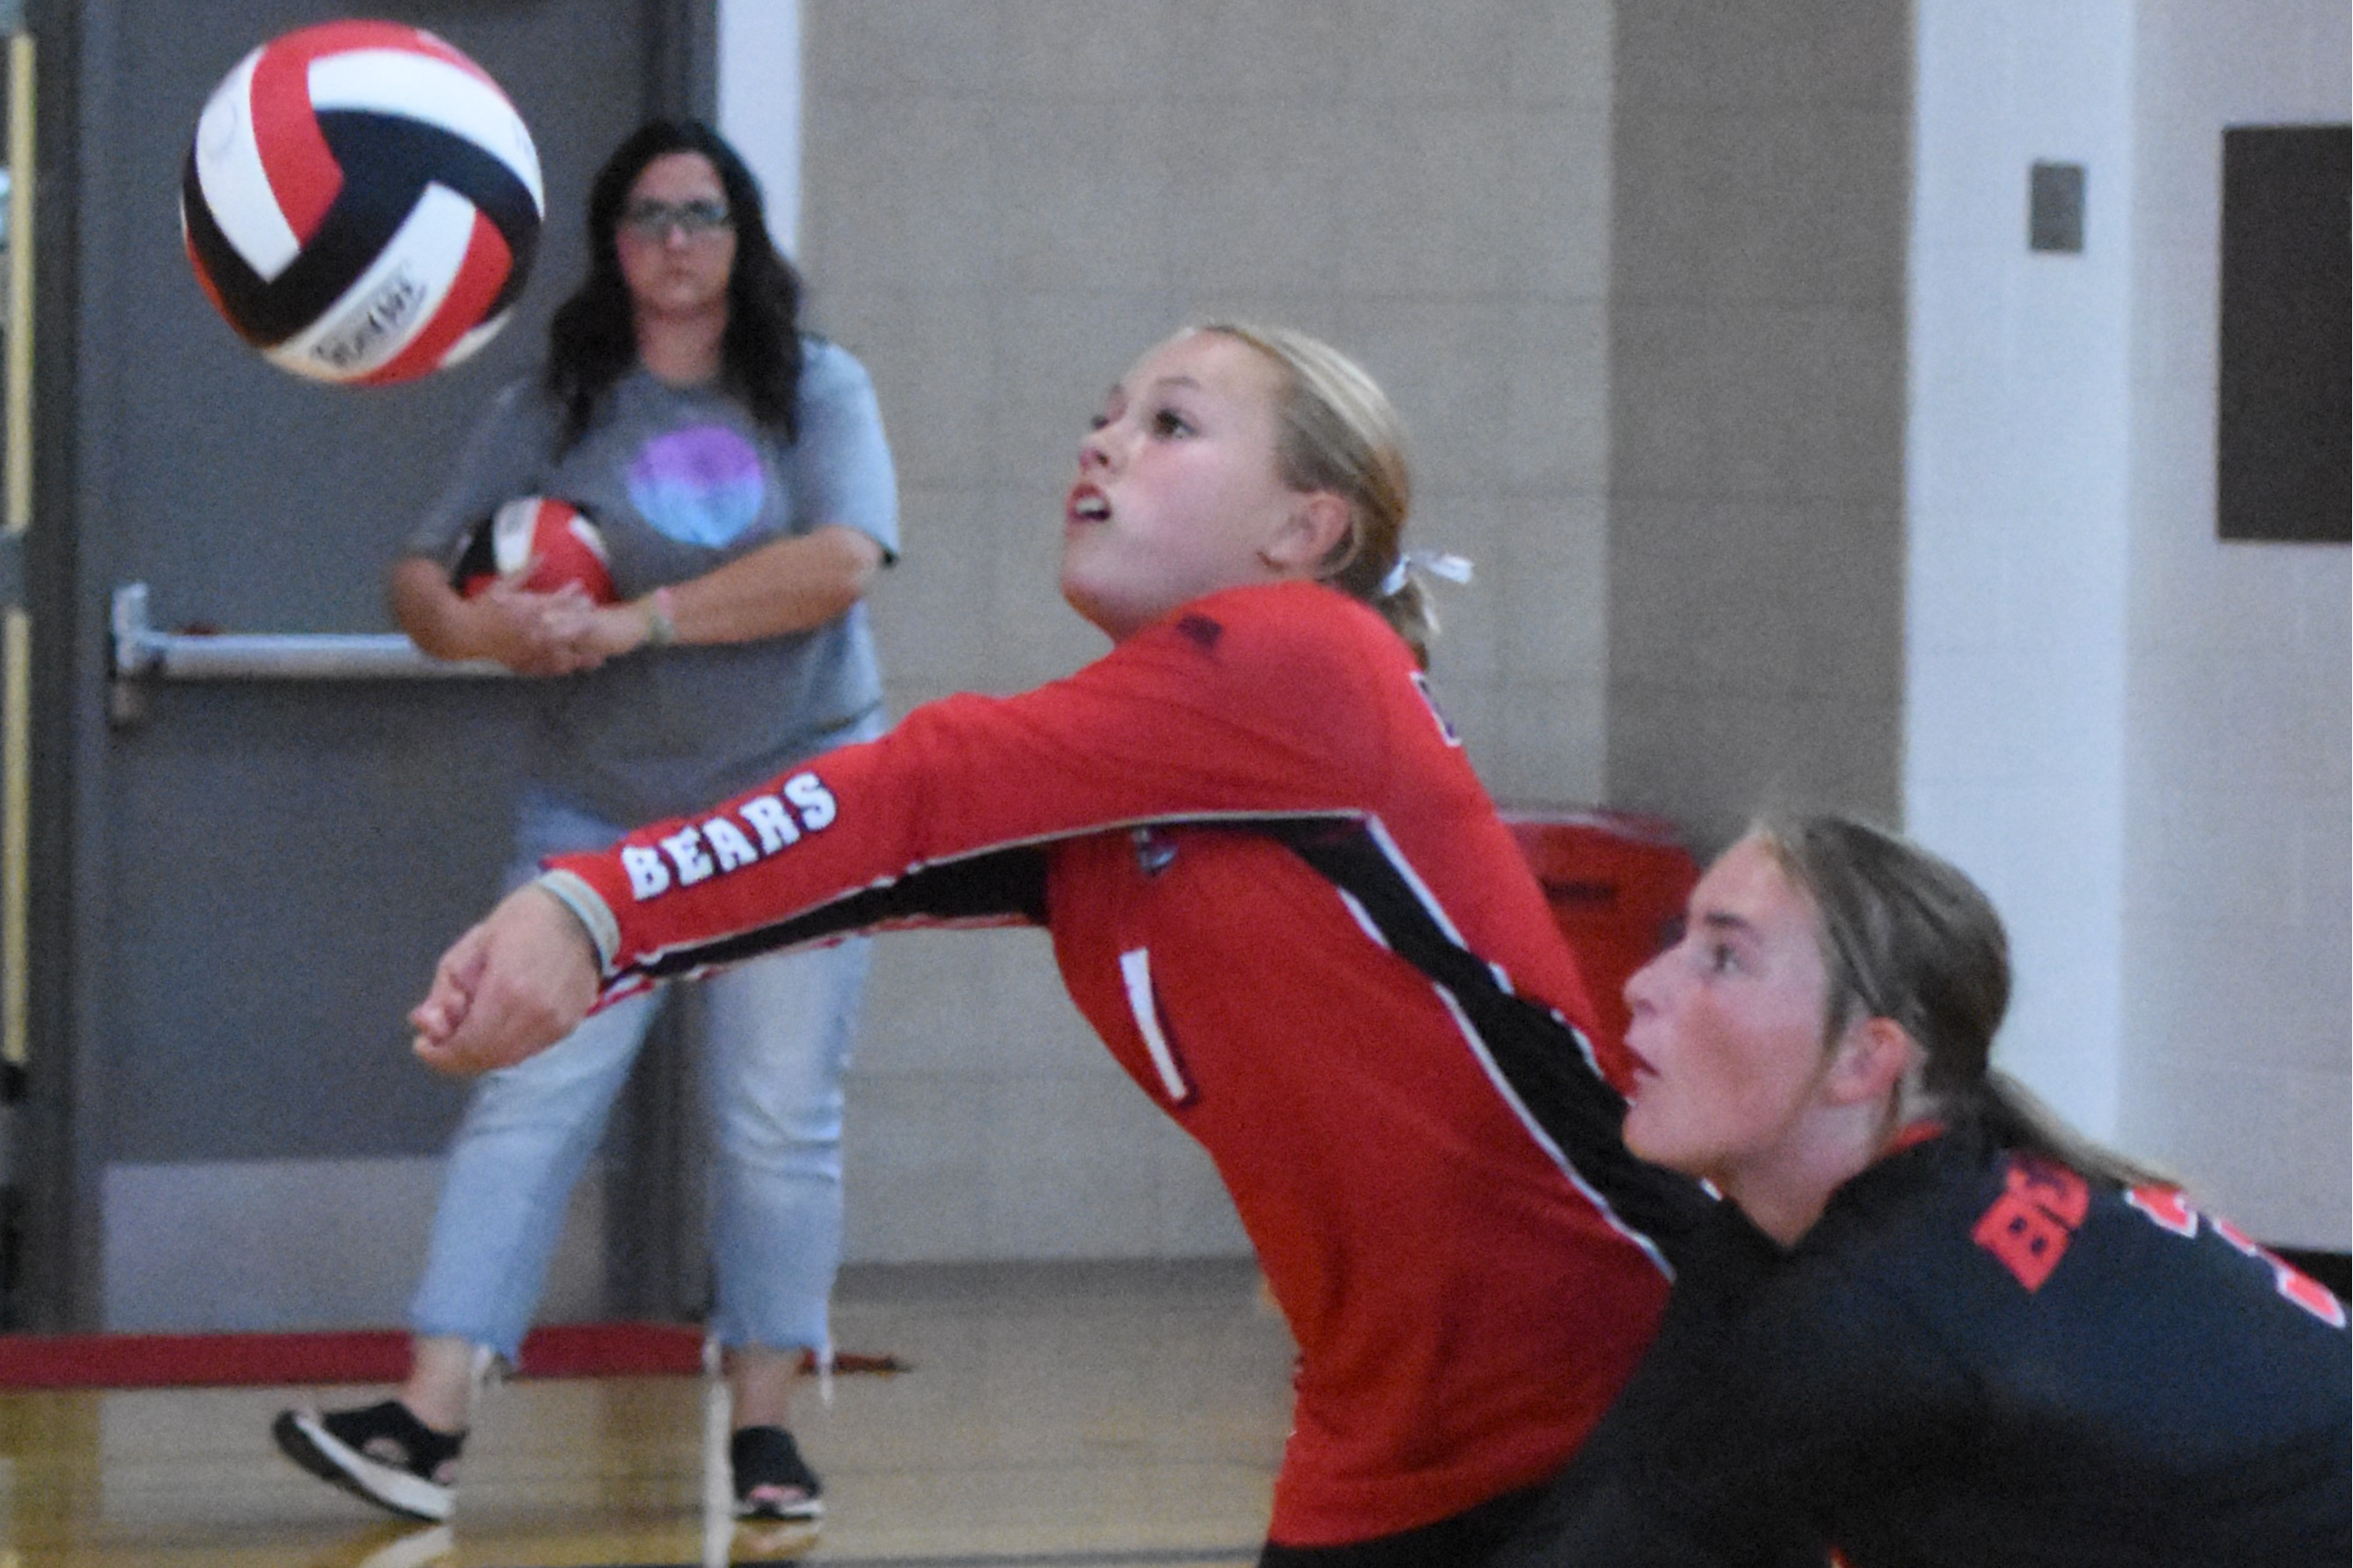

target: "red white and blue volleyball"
[453,497,616,603]
[181,20,544,387]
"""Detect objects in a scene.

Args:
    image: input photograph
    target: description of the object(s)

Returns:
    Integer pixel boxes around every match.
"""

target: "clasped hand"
[474,581,653,676]
[411,883,603,1076]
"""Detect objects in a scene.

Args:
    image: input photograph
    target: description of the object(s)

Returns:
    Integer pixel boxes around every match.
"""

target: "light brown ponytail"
[1754,813,2172,1189]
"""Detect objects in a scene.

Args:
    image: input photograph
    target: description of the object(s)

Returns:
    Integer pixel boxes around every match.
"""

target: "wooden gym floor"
[0,1260,1291,1568]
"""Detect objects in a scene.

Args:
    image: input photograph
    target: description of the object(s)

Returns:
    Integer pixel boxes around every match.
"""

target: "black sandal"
[730,1424,824,1521]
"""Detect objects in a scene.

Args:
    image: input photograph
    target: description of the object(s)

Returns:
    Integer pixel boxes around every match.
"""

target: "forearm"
[388,555,493,661]
[392,552,603,675]
[640,524,884,647]
[410,880,606,1076]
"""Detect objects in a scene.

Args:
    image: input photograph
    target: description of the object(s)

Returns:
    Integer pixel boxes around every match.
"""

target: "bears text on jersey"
[620,772,839,899]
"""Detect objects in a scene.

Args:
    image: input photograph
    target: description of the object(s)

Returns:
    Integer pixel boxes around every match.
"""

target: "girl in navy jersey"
[407,322,1705,1565]
[1498,815,2349,1568]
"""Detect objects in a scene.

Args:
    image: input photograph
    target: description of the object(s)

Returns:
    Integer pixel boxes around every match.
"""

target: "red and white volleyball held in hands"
[452,497,617,605]
[181,19,544,387]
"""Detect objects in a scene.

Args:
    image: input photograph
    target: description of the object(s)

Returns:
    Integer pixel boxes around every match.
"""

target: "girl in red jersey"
[408,322,1705,1564]
[1497,816,2349,1568]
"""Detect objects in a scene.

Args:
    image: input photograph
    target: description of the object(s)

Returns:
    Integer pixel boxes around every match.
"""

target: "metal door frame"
[14,0,85,1335]
[11,0,716,1334]
[0,6,35,1331]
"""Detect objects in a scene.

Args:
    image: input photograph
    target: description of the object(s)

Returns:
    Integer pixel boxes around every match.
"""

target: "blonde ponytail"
[1195,322,1437,662]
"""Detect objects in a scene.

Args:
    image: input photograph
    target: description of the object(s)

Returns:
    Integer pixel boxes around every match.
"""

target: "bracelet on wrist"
[642,586,677,648]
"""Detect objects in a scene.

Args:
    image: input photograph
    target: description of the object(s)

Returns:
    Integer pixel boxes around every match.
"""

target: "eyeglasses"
[618,198,734,240]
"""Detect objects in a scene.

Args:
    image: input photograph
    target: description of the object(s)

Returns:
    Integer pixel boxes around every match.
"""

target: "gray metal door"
[20,0,714,1332]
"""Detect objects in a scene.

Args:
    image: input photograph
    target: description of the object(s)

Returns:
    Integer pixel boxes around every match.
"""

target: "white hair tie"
[1379,549,1475,598]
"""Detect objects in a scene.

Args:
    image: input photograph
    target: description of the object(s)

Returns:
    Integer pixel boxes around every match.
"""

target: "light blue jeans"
[409,786,870,1362]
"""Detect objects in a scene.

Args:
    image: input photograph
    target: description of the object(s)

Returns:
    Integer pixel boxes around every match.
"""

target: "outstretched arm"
[404,587,1393,1076]
[544,590,1390,987]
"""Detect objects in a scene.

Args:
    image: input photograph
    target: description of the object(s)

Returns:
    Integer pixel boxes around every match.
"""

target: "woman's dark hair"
[1753,812,2171,1189]
[544,119,805,451]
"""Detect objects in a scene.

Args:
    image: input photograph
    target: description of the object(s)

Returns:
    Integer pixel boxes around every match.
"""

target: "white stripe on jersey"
[1119,947,1193,1106]
[1356,816,1675,1282]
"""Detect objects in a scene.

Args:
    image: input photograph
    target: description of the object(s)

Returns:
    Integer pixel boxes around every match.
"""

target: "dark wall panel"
[2217,124,2349,545]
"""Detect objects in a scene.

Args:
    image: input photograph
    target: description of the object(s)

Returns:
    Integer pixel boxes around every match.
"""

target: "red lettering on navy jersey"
[2277,1266,2349,1328]
[2127,1186,2346,1328]
[2210,1215,2261,1257]
[1973,1160,2089,1291]
[2009,1158,2089,1226]
[2212,1217,2348,1328]
[2127,1184,2200,1237]
[1973,1191,2073,1290]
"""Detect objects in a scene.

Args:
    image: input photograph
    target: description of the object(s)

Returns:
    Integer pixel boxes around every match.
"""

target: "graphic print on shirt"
[629,424,766,547]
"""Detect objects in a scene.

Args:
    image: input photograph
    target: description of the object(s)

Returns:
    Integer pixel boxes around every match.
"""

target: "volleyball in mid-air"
[452,497,616,603]
[181,20,544,387]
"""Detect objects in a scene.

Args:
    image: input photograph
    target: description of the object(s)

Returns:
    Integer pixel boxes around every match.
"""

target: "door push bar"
[109,581,506,726]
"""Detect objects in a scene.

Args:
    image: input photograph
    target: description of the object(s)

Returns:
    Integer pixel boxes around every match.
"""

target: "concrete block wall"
[1908,0,2348,1247]
[1603,0,1913,853]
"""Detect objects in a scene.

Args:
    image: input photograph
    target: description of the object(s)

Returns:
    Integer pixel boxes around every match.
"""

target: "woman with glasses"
[273,119,898,1528]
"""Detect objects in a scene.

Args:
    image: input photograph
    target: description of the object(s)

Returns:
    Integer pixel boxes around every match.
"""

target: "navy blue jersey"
[1500,1116,2349,1567]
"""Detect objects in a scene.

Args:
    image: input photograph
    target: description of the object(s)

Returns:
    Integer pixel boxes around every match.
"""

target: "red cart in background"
[1504,809,1700,1062]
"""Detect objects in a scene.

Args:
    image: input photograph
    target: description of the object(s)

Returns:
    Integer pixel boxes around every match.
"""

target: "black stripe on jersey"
[1267,817,1711,1267]
[611,807,1704,1265]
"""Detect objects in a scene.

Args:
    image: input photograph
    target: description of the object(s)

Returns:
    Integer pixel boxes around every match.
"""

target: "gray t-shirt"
[409,337,899,825]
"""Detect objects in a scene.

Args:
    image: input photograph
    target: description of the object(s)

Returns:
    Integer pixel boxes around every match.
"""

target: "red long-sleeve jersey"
[543,580,1699,1545]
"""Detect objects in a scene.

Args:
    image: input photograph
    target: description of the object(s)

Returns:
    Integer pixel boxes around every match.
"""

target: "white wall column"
[1906,2,2136,1135]
[716,0,803,255]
